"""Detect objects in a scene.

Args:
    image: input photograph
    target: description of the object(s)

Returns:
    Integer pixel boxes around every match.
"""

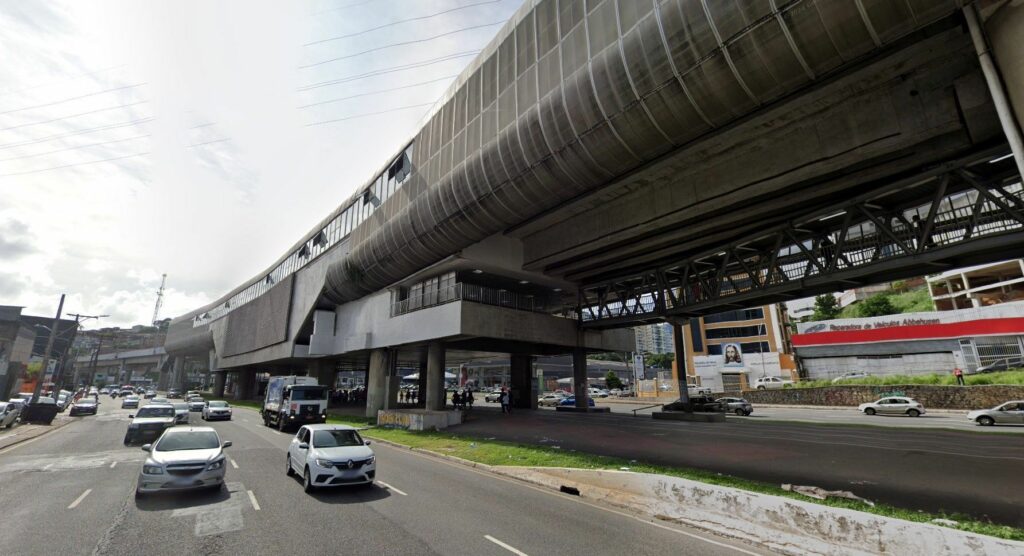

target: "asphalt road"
[457,407,1024,527]
[0,397,765,556]
[594,400,1024,434]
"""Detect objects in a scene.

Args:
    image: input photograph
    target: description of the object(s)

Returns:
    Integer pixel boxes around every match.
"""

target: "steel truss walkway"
[578,147,1024,328]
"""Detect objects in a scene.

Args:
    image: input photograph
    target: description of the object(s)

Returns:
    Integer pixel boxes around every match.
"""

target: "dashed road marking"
[68,489,92,509]
[376,481,407,496]
[110,461,117,468]
[229,458,238,469]
[485,535,528,555]
[247,489,261,511]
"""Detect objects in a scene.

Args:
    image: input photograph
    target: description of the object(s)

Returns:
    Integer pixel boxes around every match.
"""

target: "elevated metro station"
[164,0,1024,418]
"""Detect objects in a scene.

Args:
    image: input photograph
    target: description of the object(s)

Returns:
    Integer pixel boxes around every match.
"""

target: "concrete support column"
[384,349,400,410]
[672,321,691,408]
[156,357,168,391]
[312,359,336,389]
[171,357,185,393]
[572,348,588,409]
[417,352,428,408]
[365,348,389,418]
[233,370,253,401]
[425,341,445,411]
[510,355,537,409]
[208,350,218,393]
[213,371,226,398]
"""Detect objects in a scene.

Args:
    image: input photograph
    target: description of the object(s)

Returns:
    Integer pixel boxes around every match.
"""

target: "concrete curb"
[753,403,966,415]
[364,435,1023,555]
[0,417,76,453]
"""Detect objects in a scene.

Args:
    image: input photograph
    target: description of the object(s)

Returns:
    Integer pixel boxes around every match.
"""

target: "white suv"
[752,376,792,390]
[287,424,375,493]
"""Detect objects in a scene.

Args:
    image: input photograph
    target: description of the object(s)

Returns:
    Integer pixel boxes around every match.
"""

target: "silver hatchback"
[136,427,232,496]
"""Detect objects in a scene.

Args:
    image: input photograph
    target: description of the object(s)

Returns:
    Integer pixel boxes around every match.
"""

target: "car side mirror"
[365,440,371,446]
[128,414,134,418]
[222,441,232,448]
[298,443,309,450]
[141,444,152,452]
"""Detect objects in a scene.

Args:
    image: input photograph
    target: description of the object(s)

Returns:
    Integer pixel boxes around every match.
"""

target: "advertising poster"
[723,343,744,368]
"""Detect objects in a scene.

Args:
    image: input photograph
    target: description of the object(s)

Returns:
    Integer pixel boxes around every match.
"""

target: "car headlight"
[314,458,334,468]
[206,459,224,471]
[143,465,164,475]
[365,456,375,465]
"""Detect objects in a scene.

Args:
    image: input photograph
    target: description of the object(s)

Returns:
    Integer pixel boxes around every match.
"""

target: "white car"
[538,394,564,407]
[136,427,231,496]
[287,424,375,493]
[966,401,1024,426]
[0,402,20,428]
[752,376,792,390]
[858,397,926,417]
[202,401,232,421]
[832,372,869,383]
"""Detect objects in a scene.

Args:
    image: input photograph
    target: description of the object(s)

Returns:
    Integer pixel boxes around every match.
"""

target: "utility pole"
[152,273,167,326]
[31,294,65,403]
[66,313,107,390]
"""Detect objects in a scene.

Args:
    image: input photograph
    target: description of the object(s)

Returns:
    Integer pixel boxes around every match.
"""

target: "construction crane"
[152,274,167,326]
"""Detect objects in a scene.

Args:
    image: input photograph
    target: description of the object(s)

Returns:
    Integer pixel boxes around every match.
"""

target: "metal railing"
[391,282,569,317]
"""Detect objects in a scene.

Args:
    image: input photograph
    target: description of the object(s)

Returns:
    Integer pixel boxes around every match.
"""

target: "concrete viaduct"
[164,0,1024,416]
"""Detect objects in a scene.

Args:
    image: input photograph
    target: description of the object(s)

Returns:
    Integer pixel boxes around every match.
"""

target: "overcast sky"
[0,0,522,329]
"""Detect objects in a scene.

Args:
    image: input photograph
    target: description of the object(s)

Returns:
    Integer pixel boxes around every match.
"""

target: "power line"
[0,64,127,99]
[304,0,503,46]
[0,101,148,133]
[306,102,435,126]
[301,21,503,69]
[0,134,150,163]
[298,75,458,109]
[0,116,154,151]
[309,0,378,17]
[0,151,149,178]
[0,83,146,117]
[298,50,479,91]
[187,138,231,148]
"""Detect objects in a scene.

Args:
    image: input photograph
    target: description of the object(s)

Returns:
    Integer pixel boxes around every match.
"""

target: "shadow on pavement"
[134,484,232,512]
[289,478,391,504]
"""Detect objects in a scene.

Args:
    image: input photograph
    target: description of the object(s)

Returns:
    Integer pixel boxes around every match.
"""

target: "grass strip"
[228,400,1023,541]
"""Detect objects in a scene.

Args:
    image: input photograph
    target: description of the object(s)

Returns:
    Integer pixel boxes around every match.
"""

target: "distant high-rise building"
[634,323,673,355]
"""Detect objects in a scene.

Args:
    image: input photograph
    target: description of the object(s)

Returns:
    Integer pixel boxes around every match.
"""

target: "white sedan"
[287,424,375,493]
[858,397,926,417]
[0,402,20,428]
[538,394,564,407]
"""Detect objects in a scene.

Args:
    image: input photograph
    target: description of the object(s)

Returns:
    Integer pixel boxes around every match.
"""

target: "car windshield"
[312,429,364,448]
[289,387,327,401]
[209,401,228,408]
[136,406,174,418]
[76,399,96,406]
[173,403,188,410]
[0,403,8,411]
[156,431,220,451]
[190,398,204,403]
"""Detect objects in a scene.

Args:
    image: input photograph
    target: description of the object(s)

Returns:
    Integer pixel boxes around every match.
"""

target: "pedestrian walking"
[953,367,965,386]
[465,389,474,410]
[452,390,462,410]
[500,388,510,414]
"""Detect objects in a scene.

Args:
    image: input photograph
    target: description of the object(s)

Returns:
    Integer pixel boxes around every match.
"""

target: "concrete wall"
[802,352,958,380]
[745,385,1024,409]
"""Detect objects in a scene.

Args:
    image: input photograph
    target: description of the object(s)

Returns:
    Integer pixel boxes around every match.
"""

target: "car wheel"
[757,386,766,390]
[286,454,295,476]
[907,409,920,417]
[978,416,995,426]
[134,485,143,499]
[734,408,745,416]
[864,408,876,416]
[303,468,314,493]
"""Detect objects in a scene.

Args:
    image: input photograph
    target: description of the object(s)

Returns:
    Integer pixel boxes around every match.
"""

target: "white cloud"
[0,0,522,327]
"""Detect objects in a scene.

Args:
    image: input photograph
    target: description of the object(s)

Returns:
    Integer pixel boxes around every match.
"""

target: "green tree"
[590,352,626,362]
[811,294,841,321]
[605,371,623,390]
[859,293,897,317]
[645,352,675,369]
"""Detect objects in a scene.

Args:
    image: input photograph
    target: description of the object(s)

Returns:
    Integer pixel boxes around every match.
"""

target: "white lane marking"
[247,490,261,511]
[376,480,407,496]
[391,446,761,556]
[110,461,117,469]
[67,489,92,509]
[229,458,238,469]
[485,535,528,556]
[43,463,53,471]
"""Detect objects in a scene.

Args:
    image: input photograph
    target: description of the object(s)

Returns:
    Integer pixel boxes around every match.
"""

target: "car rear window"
[136,406,174,418]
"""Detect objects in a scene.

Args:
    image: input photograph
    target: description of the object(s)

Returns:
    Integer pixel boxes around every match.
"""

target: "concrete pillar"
[978,3,1024,176]
[425,341,445,411]
[384,350,399,410]
[208,350,218,393]
[417,352,428,408]
[365,348,389,418]
[510,354,537,409]
[156,356,168,390]
[233,370,253,401]
[572,348,589,409]
[672,321,691,406]
[213,371,226,398]
[170,357,185,393]
[312,359,336,389]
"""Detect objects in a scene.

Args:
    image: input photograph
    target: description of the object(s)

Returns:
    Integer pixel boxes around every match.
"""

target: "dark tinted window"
[156,431,219,451]
[312,429,363,448]
[136,406,174,418]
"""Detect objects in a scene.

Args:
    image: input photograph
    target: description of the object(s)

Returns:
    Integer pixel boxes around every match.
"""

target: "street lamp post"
[30,294,65,403]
